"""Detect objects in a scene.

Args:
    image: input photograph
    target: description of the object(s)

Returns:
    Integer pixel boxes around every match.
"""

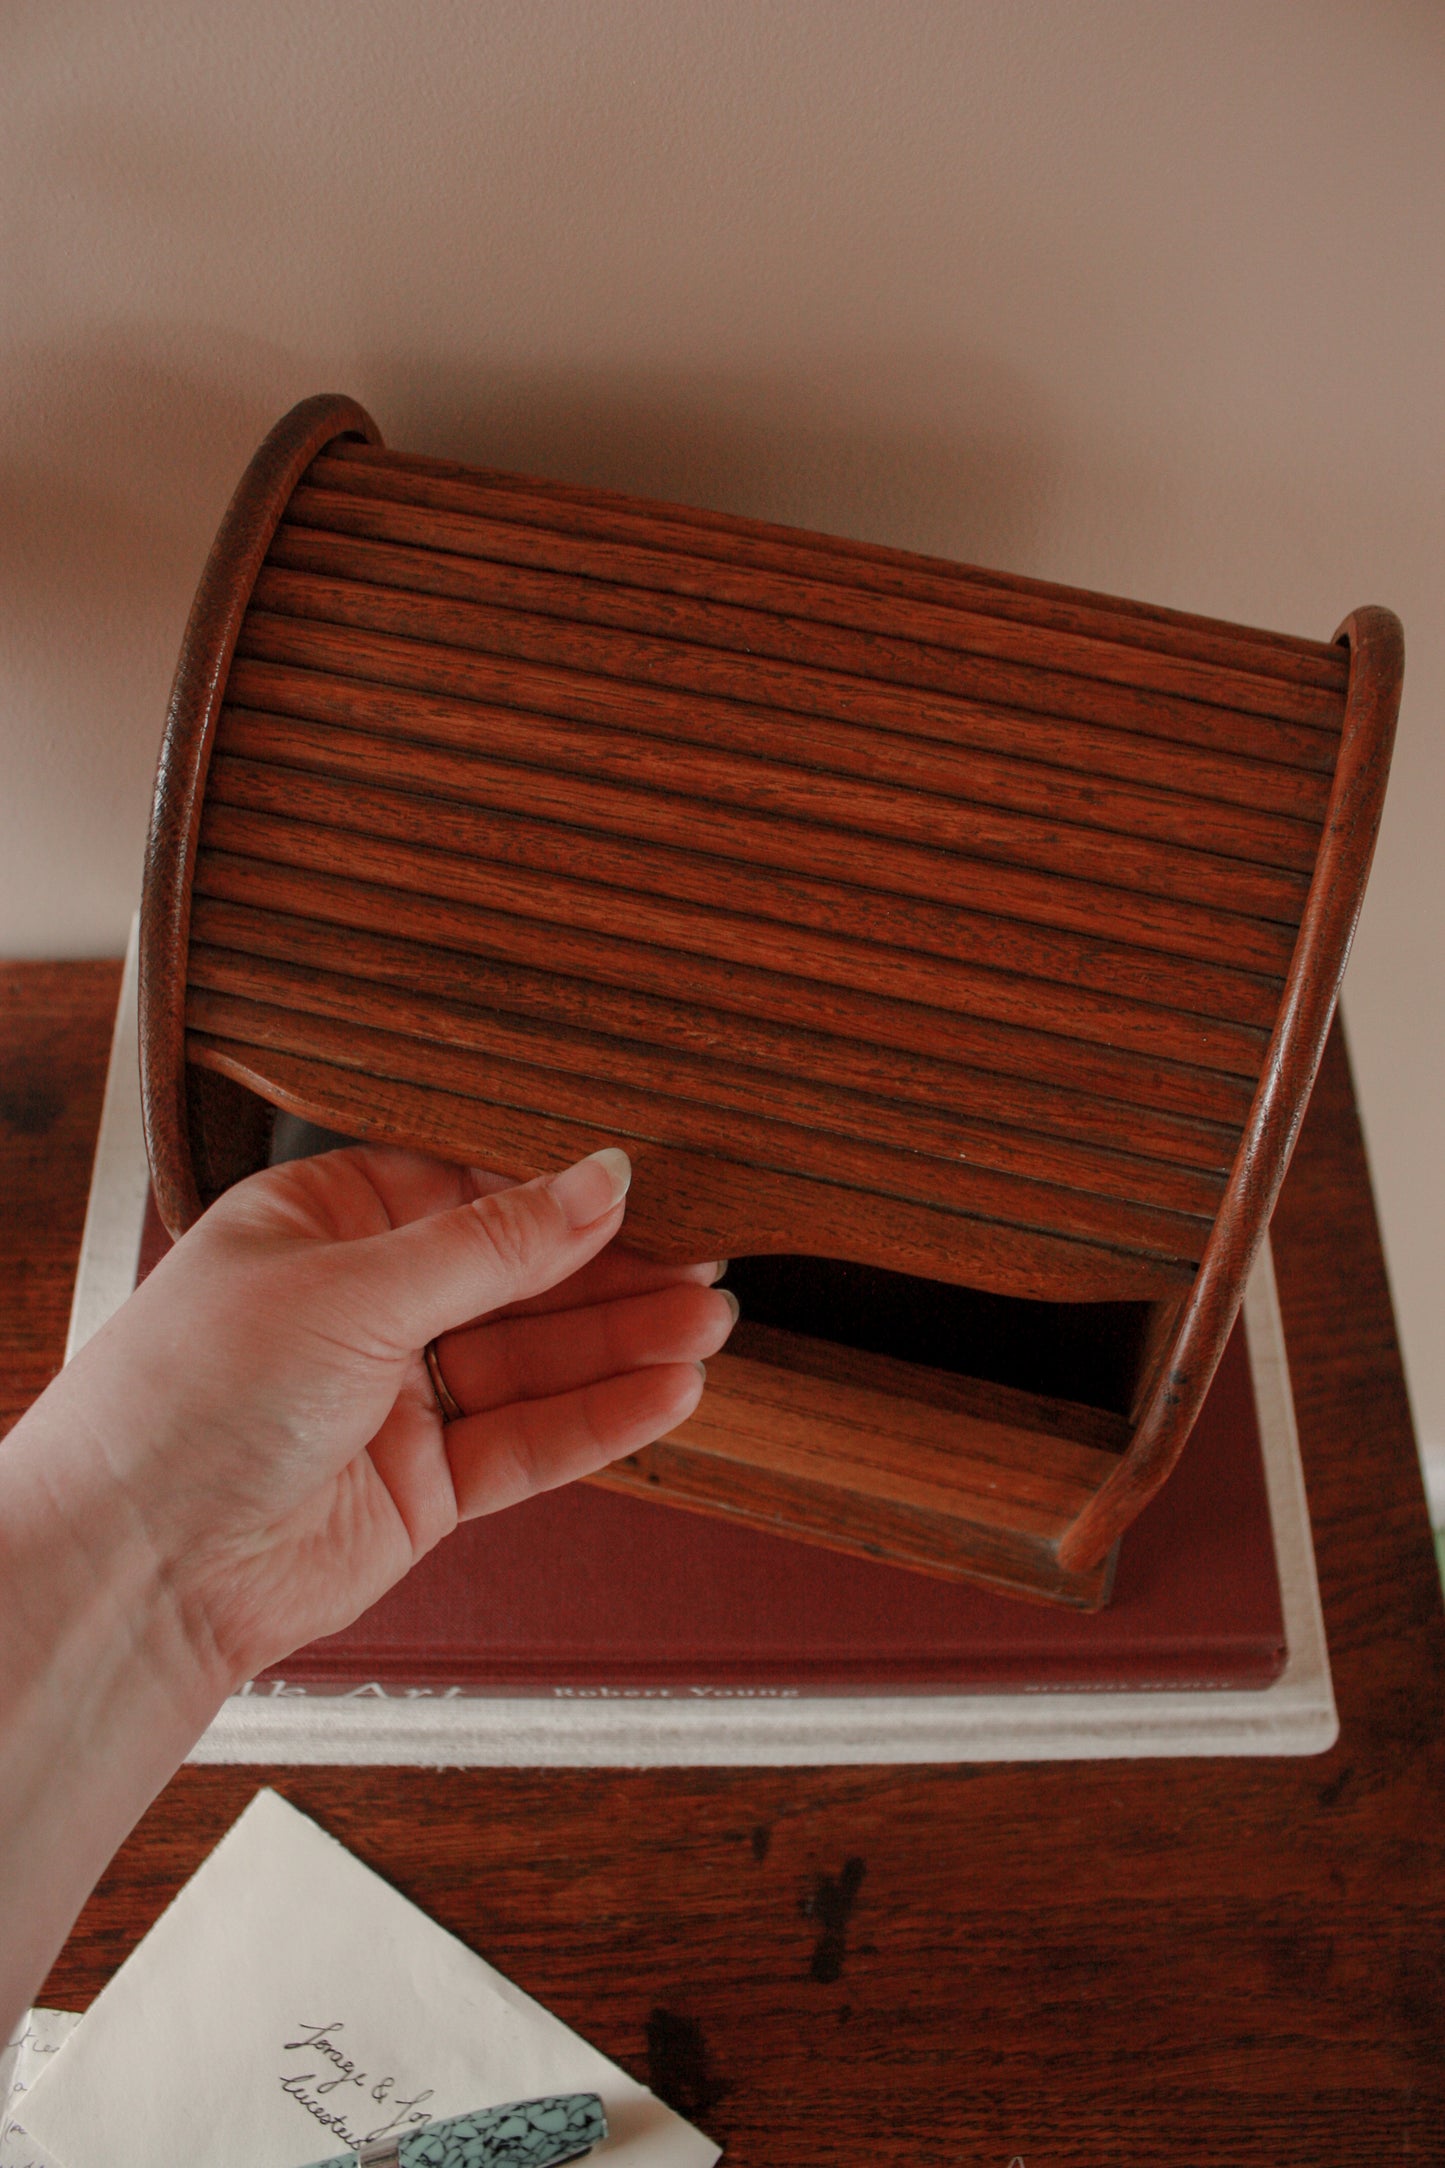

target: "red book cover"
[138,1196,1286,1697]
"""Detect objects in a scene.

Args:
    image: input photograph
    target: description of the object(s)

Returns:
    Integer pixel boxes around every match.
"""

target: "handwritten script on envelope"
[2,2008,79,2168]
[19,1789,718,2168]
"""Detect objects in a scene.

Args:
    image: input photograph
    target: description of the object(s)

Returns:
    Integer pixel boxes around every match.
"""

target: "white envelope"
[2,2008,79,2168]
[19,1790,717,2168]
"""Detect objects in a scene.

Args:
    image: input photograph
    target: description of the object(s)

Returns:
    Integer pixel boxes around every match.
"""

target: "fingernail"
[712,1260,730,1282]
[548,1146,632,1230]
[719,1289,741,1325]
[695,1361,708,1382]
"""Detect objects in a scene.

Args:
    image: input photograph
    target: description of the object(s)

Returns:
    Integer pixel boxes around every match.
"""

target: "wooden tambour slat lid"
[141,396,1400,1328]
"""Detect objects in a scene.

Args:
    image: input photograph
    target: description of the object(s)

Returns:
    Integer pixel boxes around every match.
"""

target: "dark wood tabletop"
[4,958,1442,2165]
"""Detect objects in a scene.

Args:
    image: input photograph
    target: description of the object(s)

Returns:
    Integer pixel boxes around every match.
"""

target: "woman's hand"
[0,1138,734,2032]
[39,1141,736,1691]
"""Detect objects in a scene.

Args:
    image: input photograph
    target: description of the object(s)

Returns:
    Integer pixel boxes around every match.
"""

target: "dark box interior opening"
[267,1121,1154,1422]
[722,1254,1155,1420]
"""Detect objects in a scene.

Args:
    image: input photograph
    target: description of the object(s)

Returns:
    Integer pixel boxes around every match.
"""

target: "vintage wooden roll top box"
[139,394,1402,1607]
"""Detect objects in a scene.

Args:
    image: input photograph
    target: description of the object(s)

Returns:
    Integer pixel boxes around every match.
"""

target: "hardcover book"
[133,1181,1285,1699]
[74,926,1336,1761]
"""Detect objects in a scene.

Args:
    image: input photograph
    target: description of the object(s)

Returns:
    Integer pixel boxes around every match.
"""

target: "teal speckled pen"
[297,2092,607,2168]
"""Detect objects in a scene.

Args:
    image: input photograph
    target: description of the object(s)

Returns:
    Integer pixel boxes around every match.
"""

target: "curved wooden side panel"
[139,394,381,1234]
[1058,606,1404,1571]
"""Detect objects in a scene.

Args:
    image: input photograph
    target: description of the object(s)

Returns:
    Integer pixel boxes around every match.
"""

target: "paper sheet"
[18,1791,717,2168]
[1,2010,80,2168]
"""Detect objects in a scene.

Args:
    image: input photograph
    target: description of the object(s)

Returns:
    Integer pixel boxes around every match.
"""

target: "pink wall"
[3,0,1441,1489]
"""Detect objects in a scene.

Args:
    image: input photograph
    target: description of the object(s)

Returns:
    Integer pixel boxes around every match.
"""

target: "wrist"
[0,1384,231,2033]
[0,1379,233,1734]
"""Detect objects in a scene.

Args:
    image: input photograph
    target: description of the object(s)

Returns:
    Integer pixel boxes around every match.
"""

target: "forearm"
[0,1387,229,2037]
[0,1143,725,2038]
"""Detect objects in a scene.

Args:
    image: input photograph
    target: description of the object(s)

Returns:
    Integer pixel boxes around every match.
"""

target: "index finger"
[340,1154,723,1312]
[476,1241,725,1322]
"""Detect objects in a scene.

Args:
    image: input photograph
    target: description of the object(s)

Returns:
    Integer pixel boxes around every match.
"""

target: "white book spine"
[64,915,149,1365]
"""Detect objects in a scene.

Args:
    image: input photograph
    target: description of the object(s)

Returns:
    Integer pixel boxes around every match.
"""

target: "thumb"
[337,1146,634,1351]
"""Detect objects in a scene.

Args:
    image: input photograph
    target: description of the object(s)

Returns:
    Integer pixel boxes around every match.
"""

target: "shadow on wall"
[1,325,1136,949]
[355,347,1072,576]
[0,337,303,946]
[0,337,291,690]
[1,335,1087,745]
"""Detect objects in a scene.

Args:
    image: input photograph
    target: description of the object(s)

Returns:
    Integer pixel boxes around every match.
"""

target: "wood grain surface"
[136,397,1402,1604]
[8,960,1443,2164]
[0,960,122,1434]
[314,443,1351,679]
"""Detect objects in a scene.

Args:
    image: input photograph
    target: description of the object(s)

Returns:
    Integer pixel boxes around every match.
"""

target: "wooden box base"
[590,1317,1125,1609]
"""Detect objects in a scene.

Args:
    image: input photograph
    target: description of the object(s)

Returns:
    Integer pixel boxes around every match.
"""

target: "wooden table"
[5,959,1442,2164]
